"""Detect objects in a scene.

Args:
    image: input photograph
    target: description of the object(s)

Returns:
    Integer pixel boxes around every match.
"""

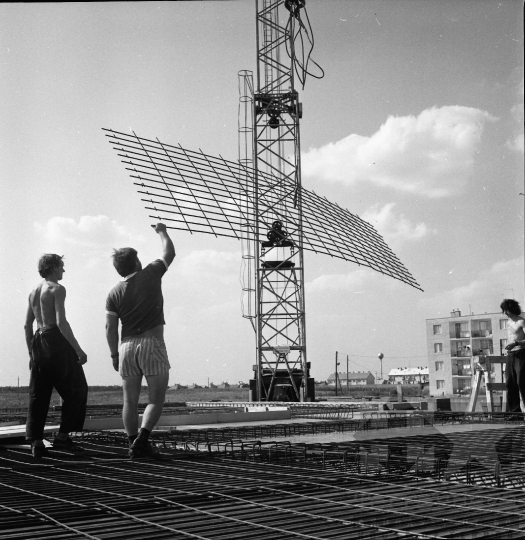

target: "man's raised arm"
[153,223,175,267]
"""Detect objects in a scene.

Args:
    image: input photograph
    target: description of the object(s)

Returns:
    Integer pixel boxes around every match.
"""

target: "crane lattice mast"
[249,0,309,401]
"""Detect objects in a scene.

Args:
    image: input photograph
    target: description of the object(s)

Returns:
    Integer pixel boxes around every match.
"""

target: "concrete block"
[392,403,415,410]
[425,398,452,412]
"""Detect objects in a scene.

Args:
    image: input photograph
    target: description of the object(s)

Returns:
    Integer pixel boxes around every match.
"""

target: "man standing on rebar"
[501,299,525,417]
[24,254,88,460]
[105,223,175,459]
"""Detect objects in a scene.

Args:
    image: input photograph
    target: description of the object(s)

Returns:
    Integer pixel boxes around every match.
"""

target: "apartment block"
[327,371,375,386]
[387,367,429,385]
[426,309,509,396]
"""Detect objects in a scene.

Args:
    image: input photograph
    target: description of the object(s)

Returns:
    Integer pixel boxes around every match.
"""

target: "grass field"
[0,383,427,409]
[0,385,251,409]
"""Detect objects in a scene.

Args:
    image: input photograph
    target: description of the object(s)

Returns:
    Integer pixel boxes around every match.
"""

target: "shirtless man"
[500,298,525,416]
[106,223,175,459]
[24,254,88,460]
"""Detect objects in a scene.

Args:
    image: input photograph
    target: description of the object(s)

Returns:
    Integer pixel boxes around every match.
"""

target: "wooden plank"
[0,424,60,439]
[484,371,494,412]
[466,371,483,413]
[486,383,506,391]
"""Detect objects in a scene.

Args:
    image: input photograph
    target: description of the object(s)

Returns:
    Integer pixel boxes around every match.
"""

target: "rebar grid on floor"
[220,427,525,484]
[3,423,524,485]
[80,423,525,489]
[161,413,521,444]
[0,439,525,539]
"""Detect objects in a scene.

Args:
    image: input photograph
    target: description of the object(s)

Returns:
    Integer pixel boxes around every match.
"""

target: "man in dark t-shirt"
[105,223,175,459]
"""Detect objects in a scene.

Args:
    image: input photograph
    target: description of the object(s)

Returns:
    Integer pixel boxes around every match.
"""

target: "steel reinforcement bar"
[9,422,521,488]
[0,445,525,539]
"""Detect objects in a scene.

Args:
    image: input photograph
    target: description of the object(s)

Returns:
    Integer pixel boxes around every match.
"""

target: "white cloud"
[362,203,435,250]
[306,268,371,293]
[177,249,241,277]
[508,132,525,153]
[421,257,524,318]
[171,249,243,297]
[506,77,524,153]
[34,215,147,275]
[302,106,497,198]
[34,215,144,248]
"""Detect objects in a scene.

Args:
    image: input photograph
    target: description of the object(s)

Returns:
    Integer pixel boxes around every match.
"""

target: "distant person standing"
[501,299,525,416]
[105,223,175,459]
[24,254,88,460]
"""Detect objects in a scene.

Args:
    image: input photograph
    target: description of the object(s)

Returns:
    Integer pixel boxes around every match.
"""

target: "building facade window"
[450,321,470,339]
[451,341,470,357]
[434,343,443,353]
[500,319,508,330]
[436,380,445,389]
[457,322,469,338]
[433,325,442,335]
[435,361,444,371]
[500,339,508,353]
[477,339,493,355]
[472,319,492,337]
[456,378,470,391]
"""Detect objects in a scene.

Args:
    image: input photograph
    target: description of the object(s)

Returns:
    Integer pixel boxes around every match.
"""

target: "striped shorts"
[119,336,171,378]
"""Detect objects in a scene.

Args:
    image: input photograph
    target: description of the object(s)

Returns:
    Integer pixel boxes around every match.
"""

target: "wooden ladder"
[466,355,506,413]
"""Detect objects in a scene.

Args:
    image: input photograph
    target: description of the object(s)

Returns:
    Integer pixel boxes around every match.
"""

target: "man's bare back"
[29,281,62,329]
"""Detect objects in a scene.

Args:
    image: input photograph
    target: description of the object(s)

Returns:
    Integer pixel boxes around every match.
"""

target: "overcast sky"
[1,0,523,388]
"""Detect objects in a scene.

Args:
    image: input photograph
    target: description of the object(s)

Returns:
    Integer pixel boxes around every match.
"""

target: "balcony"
[471,331,491,338]
[451,351,471,357]
[473,348,494,356]
[453,387,472,395]
[452,369,472,376]
[451,331,471,339]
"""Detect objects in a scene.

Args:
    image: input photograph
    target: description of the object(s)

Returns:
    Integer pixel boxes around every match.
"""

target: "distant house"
[218,382,230,389]
[188,383,202,389]
[388,367,429,385]
[327,371,375,386]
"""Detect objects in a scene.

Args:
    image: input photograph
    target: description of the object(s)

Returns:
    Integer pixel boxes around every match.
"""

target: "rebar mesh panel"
[2,438,525,540]
[104,129,421,291]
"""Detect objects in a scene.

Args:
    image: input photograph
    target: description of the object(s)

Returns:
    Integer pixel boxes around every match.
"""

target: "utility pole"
[346,354,349,394]
[335,351,340,397]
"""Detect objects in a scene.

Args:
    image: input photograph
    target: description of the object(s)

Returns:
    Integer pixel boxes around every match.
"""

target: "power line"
[348,353,430,359]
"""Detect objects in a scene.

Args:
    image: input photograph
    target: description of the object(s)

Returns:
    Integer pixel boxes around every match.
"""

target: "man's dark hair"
[112,248,138,277]
[500,298,522,316]
[38,254,64,278]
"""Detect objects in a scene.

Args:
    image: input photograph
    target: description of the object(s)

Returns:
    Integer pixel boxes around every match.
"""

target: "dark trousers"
[505,349,525,413]
[26,325,88,441]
